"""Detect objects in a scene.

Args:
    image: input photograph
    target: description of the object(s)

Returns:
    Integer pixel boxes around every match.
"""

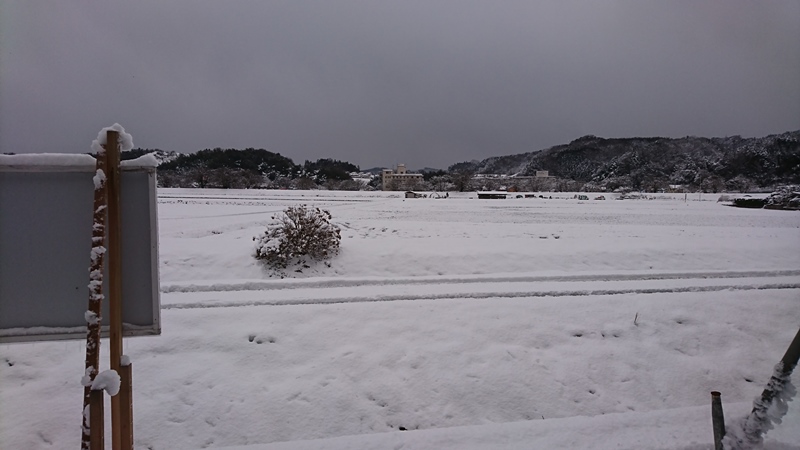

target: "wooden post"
[106,130,127,450]
[90,389,104,450]
[119,362,134,449]
[710,391,725,450]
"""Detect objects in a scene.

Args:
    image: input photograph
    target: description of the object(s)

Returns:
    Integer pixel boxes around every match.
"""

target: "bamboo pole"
[81,143,109,450]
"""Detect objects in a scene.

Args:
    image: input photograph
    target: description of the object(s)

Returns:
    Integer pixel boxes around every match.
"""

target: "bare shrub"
[253,205,341,272]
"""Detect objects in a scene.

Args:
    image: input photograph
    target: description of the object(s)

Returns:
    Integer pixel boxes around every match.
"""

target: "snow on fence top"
[0,153,97,168]
[120,153,159,168]
[0,153,158,171]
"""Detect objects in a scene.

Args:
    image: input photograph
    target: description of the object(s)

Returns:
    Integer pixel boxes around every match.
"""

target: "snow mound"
[90,370,120,396]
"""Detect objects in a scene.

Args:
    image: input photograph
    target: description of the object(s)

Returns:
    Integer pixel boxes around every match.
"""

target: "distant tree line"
[144,148,364,190]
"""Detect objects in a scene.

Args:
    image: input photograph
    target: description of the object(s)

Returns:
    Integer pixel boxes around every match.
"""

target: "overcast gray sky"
[1,1,798,169]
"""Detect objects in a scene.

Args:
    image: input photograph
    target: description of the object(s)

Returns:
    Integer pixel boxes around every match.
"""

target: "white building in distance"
[382,164,424,191]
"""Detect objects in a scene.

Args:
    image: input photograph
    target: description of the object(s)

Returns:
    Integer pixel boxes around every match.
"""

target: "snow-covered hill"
[450,131,800,191]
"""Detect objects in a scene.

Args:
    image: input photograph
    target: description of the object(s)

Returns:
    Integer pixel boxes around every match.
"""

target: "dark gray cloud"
[2,1,798,169]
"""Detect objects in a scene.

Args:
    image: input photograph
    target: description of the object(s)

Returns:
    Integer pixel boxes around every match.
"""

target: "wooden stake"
[106,130,125,450]
[119,363,134,449]
[82,141,109,450]
[90,389,104,450]
[711,391,725,450]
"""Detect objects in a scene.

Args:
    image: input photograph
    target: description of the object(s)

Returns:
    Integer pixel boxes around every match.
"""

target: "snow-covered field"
[2,189,799,449]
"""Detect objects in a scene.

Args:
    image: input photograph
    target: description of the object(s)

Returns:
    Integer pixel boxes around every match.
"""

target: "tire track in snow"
[161,283,800,310]
[160,208,285,220]
[158,195,375,203]
[161,269,800,294]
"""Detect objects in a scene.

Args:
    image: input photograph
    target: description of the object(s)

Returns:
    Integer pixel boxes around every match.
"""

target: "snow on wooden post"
[81,140,109,450]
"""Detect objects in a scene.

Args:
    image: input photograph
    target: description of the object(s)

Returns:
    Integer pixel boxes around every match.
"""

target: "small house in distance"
[477,191,507,199]
[405,191,424,198]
